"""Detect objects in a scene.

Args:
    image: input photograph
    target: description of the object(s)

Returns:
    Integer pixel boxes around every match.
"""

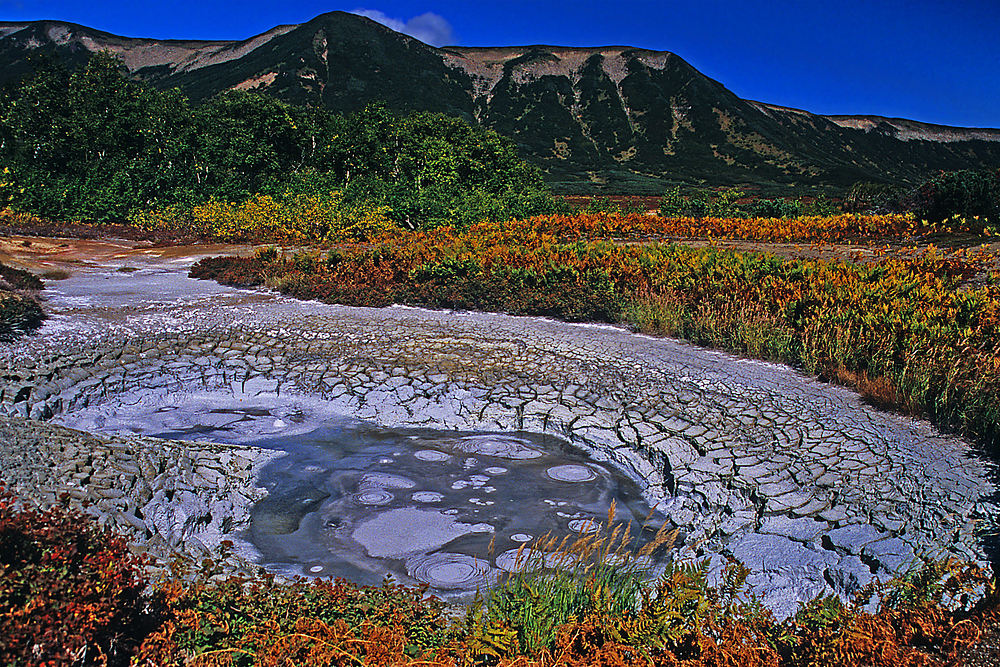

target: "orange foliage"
[512,212,920,242]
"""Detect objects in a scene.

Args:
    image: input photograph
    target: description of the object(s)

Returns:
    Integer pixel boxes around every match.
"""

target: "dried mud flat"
[0,237,997,617]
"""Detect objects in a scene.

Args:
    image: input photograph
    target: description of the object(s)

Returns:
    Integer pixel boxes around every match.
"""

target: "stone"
[759,516,827,542]
[728,534,837,573]
[824,525,888,555]
[826,554,875,596]
[861,538,918,574]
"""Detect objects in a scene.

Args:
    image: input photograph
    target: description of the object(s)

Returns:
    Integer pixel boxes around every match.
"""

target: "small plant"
[467,504,677,660]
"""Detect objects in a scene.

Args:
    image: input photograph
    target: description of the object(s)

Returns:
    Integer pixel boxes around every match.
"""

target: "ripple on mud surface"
[495,548,579,572]
[354,489,394,506]
[407,553,497,589]
[568,518,601,533]
[546,464,598,482]
[455,435,544,459]
[496,548,546,572]
[414,449,451,462]
[360,473,416,489]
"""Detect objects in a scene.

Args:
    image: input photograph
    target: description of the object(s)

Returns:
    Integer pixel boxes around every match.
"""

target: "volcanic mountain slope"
[2,11,998,192]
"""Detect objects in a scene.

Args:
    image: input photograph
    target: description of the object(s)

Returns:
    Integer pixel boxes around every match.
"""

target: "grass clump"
[467,505,675,659]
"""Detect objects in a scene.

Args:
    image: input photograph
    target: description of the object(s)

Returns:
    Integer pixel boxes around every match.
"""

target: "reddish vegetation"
[0,491,149,666]
[3,487,1000,665]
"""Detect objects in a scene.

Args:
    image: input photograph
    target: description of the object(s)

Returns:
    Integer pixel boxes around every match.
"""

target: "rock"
[826,554,875,596]
[824,525,888,556]
[861,538,918,574]
[759,516,827,543]
[728,534,837,573]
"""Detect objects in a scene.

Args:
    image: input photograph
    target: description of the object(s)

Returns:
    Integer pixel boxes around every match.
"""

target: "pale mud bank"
[0,239,995,617]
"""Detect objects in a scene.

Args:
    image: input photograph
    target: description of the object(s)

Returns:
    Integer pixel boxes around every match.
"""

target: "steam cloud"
[351,9,456,46]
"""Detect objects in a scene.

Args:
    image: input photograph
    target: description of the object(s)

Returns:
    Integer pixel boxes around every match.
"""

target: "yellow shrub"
[126,206,189,232]
[190,191,396,243]
[0,166,18,207]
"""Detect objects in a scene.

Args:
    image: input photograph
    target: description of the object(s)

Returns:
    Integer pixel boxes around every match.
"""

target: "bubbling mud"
[250,422,666,596]
[55,390,666,597]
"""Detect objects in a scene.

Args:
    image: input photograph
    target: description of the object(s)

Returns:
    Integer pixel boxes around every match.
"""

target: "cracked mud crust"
[0,239,996,617]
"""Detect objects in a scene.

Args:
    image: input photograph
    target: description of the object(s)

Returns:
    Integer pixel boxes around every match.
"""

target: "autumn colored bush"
[3,488,1000,665]
[525,210,994,242]
[128,190,397,244]
[0,490,151,666]
[192,218,1000,450]
[136,568,455,666]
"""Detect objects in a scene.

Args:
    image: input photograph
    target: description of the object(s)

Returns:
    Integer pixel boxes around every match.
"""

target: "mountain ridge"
[2,11,998,192]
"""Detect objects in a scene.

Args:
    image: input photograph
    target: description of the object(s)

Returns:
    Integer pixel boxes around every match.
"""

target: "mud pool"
[2,238,997,618]
[55,391,663,595]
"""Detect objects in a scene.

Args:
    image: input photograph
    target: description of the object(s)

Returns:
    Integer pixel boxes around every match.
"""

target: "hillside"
[2,11,998,192]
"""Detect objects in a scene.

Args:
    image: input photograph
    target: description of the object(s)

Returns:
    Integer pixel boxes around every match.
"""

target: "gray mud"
[1,241,996,617]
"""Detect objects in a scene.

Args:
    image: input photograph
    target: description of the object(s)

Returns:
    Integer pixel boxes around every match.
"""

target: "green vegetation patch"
[0,52,565,233]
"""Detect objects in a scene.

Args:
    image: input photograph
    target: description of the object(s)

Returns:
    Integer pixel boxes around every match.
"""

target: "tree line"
[0,51,563,227]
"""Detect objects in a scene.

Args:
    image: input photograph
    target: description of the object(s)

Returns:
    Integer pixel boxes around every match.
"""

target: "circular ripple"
[360,473,416,489]
[408,553,495,589]
[496,548,547,572]
[511,533,533,543]
[545,464,597,482]
[414,449,451,462]
[412,491,444,503]
[484,466,508,475]
[304,562,340,577]
[568,518,601,533]
[457,436,543,460]
[354,489,394,505]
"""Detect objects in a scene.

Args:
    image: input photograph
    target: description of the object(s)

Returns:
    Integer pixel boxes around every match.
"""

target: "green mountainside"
[2,11,998,193]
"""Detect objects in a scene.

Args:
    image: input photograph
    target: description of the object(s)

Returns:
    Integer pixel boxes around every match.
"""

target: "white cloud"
[350,8,455,46]
[351,9,406,33]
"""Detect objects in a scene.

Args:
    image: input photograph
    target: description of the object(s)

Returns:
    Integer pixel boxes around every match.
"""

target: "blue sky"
[2,0,998,128]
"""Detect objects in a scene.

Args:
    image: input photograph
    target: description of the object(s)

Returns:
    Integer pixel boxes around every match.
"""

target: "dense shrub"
[0,261,44,341]
[137,570,453,666]
[847,171,1000,233]
[659,187,811,220]
[0,52,562,228]
[0,292,44,341]
[905,169,1000,229]
[0,490,150,666]
[133,191,397,244]
[746,197,803,218]
[0,261,43,291]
